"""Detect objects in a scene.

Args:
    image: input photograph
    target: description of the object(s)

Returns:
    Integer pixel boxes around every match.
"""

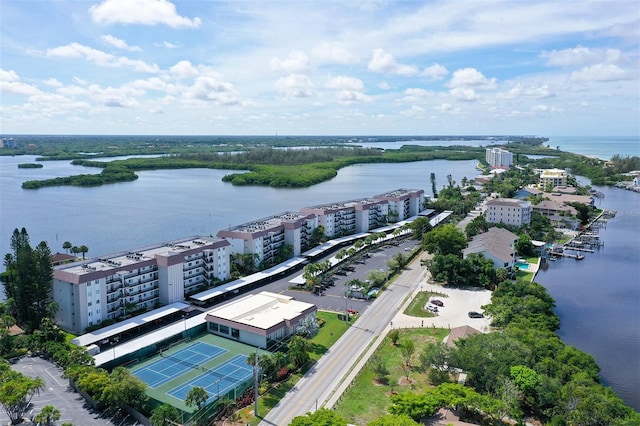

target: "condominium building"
[300,198,388,238]
[372,188,425,222]
[53,236,230,334]
[539,168,568,188]
[217,212,317,266]
[486,198,532,226]
[485,147,513,169]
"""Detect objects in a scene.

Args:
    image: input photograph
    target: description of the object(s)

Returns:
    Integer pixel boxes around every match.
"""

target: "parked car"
[335,269,347,276]
[430,299,444,307]
[427,305,439,313]
[468,311,484,318]
[343,266,356,272]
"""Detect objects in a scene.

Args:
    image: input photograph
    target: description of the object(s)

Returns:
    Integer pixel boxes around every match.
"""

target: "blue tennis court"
[167,354,253,404]
[132,342,227,388]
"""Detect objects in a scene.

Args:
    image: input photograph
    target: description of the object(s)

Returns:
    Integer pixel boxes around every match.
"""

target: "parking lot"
[0,356,138,426]
[255,238,421,315]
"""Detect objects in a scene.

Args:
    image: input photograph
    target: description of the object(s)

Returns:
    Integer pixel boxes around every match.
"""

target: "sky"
[1,0,638,136]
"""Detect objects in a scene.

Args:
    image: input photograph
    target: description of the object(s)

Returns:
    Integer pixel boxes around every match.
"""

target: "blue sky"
[1,0,638,136]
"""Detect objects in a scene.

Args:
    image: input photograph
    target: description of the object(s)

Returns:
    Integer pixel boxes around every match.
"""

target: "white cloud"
[399,88,433,103]
[101,34,142,52]
[400,105,426,117]
[378,81,391,90]
[270,50,311,74]
[368,48,418,75]
[47,42,159,73]
[169,60,200,79]
[44,78,63,87]
[161,41,179,49]
[335,90,371,104]
[570,64,635,82]
[311,42,358,64]
[447,68,496,89]
[541,46,624,67]
[184,76,240,105]
[500,83,553,99]
[89,0,201,28]
[73,76,88,85]
[449,87,479,102]
[421,63,448,79]
[128,77,176,93]
[0,69,41,96]
[325,75,364,91]
[274,74,315,98]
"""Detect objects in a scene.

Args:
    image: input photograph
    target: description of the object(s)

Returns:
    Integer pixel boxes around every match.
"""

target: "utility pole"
[254,351,259,416]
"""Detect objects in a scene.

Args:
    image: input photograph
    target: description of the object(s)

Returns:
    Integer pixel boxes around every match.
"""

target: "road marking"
[45,368,65,386]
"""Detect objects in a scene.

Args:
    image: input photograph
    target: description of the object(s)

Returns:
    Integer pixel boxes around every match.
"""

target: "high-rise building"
[485,147,513,169]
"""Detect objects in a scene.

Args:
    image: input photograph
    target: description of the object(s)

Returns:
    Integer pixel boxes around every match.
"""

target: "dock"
[550,251,585,260]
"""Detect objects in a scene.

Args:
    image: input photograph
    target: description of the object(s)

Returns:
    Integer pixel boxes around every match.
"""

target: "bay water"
[0,136,638,409]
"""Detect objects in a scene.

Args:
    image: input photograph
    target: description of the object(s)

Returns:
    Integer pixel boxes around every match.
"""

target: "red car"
[430,299,444,307]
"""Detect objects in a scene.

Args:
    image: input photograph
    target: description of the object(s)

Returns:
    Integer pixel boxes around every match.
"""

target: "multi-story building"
[300,198,388,238]
[486,198,532,226]
[372,189,424,222]
[485,147,513,169]
[1,137,17,149]
[539,168,568,188]
[53,236,230,334]
[217,212,317,266]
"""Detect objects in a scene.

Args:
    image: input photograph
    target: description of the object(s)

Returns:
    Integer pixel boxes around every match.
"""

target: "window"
[219,325,229,335]
[231,328,239,338]
[211,323,219,331]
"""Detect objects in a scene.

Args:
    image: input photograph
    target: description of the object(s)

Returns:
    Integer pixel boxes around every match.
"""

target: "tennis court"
[167,354,253,404]
[128,334,269,414]
[132,342,227,388]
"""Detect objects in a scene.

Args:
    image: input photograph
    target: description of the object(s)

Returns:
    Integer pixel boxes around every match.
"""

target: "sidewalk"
[324,252,492,408]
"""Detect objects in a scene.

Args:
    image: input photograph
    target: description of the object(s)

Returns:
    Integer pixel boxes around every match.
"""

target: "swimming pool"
[515,262,529,270]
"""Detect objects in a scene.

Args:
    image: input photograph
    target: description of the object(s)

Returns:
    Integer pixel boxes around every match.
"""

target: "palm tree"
[185,386,208,410]
[287,335,311,369]
[79,244,89,259]
[62,241,72,254]
[34,405,61,426]
[150,403,180,426]
[71,246,80,258]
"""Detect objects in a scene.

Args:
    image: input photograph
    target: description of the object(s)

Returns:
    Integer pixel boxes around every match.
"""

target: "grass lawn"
[525,256,539,264]
[228,310,354,425]
[516,271,535,282]
[403,291,447,317]
[334,327,450,425]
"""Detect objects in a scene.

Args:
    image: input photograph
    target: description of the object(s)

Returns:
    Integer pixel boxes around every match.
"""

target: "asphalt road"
[0,356,138,426]
[259,248,428,426]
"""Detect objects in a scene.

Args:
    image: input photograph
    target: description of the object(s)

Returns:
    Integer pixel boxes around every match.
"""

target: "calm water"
[535,186,640,410]
[0,154,478,268]
[1,137,638,409]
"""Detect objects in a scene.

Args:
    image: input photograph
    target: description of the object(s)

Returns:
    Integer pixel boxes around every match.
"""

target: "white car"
[426,305,439,313]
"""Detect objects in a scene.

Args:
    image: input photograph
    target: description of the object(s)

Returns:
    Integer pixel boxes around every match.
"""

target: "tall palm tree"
[62,241,72,254]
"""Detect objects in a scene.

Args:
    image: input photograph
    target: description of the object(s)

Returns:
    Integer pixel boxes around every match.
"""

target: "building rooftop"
[205,291,315,330]
[56,235,229,277]
[487,198,531,208]
[464,227,518,264]
[222,211,313,233]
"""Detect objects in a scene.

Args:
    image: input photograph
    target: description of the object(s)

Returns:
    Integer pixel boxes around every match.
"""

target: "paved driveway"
[0,356,138,426]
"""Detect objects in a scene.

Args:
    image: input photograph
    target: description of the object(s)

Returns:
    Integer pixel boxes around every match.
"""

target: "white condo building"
[53,236,230,334]
[51,188,424,334]
[486,198,532,226]
[217,212,317,266]
[300,198,388,238]
[539,168,568,188]
[485,148,513,169]
[373,189,424,222]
